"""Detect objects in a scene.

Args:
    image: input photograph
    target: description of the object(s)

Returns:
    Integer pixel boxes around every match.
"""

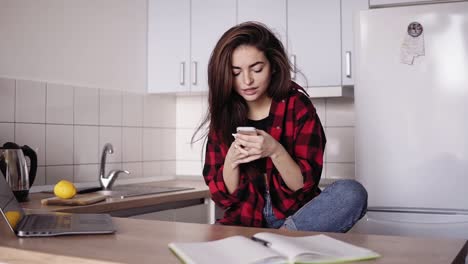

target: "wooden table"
[0,217,466,264]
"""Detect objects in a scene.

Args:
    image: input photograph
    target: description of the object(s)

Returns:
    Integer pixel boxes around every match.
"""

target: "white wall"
[0,0,147,93]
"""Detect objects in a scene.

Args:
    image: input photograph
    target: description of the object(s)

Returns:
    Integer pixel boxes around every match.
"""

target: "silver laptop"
[0,175,115,237]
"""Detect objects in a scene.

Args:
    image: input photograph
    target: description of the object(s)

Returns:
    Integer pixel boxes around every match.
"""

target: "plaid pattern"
[203,83,326,227]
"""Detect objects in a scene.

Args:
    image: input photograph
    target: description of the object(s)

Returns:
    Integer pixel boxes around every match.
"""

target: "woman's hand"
[233,129,279,164]
[225,139,250,169]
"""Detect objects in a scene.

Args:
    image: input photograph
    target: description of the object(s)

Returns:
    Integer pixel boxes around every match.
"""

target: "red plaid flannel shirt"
[203,84,326,227]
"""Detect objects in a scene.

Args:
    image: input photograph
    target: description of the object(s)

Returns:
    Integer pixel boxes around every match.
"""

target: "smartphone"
[236,126,257,136]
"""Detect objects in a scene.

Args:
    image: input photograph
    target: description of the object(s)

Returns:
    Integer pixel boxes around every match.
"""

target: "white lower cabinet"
[129,204,209,224]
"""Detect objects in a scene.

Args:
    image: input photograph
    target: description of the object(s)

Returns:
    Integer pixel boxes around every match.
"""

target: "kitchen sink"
[100,184,194,199]
[74,184,194,199]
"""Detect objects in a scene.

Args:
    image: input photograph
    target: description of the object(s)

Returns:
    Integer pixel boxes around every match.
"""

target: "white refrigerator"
[352,1,468,240]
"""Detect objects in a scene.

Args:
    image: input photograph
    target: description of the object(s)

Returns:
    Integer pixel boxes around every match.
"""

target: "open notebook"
[169,232,380,264]
[0,175,115,237]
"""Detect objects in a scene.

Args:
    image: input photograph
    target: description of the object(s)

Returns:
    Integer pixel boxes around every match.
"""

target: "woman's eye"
[253,68,263,73]
[232,72,240,77]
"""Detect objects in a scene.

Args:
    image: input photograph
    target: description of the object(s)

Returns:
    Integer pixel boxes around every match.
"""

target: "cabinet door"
[237,0,287,46]
[341,0,369,86]
[191,0,237,92]
[148,0,190,93]
[288,0,341,88]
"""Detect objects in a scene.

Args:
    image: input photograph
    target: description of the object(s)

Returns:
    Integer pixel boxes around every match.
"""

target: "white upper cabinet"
[148,0,190,93]
[191,0,237,92]
[237,0,287,45]
[341,0,369,86]
[288,0,341,88]
[148,0,236,93]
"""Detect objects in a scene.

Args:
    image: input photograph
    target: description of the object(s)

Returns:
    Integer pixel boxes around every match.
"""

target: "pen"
[251,236,271,247]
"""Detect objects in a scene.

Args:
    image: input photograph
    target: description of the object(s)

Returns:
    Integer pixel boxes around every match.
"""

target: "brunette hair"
[192,21,292,145]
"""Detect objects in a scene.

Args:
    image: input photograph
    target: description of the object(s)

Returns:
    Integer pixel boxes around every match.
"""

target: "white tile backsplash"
[122,92,144,127]
[143,161,161,177]
[74,164,99,183]
[99,126,122,163]
[326,98,355,126]
[326,163,355,179]
[122,162,142,179]
[176,160,204,176]
[122,127,143,162]
[46,165,73,185]
[46,83,74,124]
[144,94,176,128]
[74,86,99,125]
[143,128,161,161]
[46,124,73,165]
[16,80,46,123]
[15,123,46,166]
[6,76,357,186]
[176,95,204,128]
[160,128,176,160]
[325,127,354,163]
[100,89,122,126]
[160,161,176,176]
[74,125,99,164]
[0,123,15,144]
[0,78,15,122]
[34,166,46,186]
[176,128,202,161]
[5,78,177,186]
[311,98,326,126]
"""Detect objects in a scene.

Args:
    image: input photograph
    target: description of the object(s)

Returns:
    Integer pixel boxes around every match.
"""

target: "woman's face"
[231,45,272,103]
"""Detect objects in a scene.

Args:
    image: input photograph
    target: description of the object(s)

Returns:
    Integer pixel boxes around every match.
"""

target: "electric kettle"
[0,142,37,202]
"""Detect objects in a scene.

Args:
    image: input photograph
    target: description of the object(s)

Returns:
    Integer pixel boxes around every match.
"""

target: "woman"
[193,21,367,232]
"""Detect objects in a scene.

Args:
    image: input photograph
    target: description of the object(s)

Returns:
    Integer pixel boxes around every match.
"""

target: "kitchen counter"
[0,217,466,264]
[22,179,210,216]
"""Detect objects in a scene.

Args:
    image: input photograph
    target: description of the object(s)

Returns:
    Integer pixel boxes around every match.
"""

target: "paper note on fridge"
[401,33,425,65]
[168,232,380,264]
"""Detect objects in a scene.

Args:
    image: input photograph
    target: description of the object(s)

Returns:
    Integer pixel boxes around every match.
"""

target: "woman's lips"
[242,87,257,95]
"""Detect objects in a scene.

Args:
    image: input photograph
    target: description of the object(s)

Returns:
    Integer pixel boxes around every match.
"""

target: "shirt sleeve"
[278,94,326,198]
[202,132,248,209]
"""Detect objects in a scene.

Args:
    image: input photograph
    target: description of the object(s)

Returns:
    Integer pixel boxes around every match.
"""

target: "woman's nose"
[243,72,253,85]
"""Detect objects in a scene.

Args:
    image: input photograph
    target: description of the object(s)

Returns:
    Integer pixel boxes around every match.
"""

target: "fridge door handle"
[345,51,352,78]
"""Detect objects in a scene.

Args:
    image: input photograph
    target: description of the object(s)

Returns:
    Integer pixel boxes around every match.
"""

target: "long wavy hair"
[192,21,292,146]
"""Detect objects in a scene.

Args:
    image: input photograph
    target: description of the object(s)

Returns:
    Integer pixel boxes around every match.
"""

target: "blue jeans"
[263,179,368,232]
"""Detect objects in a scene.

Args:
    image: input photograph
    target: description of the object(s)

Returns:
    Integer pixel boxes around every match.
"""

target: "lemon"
[5,210,21,229]
[54,180,77,199]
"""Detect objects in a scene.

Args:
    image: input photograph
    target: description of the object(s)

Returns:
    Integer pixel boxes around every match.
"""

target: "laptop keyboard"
[29,214,72,230]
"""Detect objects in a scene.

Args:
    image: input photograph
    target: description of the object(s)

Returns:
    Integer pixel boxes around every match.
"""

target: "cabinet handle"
[290,55,296,80]
[345,51,352,78]
[192,61,197,85]
[180,62,185,85]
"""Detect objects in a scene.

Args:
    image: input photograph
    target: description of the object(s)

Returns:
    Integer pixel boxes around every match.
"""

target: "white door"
[288,0,341,88]
[191,0,237,92]
[148,0,190,93]
[237,0,287,46]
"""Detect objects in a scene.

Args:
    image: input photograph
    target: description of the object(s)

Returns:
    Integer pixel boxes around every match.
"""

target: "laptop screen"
[0,175,26,232]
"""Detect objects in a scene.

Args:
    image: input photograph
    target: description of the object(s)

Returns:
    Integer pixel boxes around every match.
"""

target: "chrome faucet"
[99,143,130,189]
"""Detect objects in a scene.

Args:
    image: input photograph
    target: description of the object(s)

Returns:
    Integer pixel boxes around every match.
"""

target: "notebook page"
[169,236,286,264]
[254,233,380,263]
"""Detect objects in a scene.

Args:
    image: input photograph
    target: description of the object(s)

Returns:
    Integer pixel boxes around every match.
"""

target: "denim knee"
[330,180,367,208]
